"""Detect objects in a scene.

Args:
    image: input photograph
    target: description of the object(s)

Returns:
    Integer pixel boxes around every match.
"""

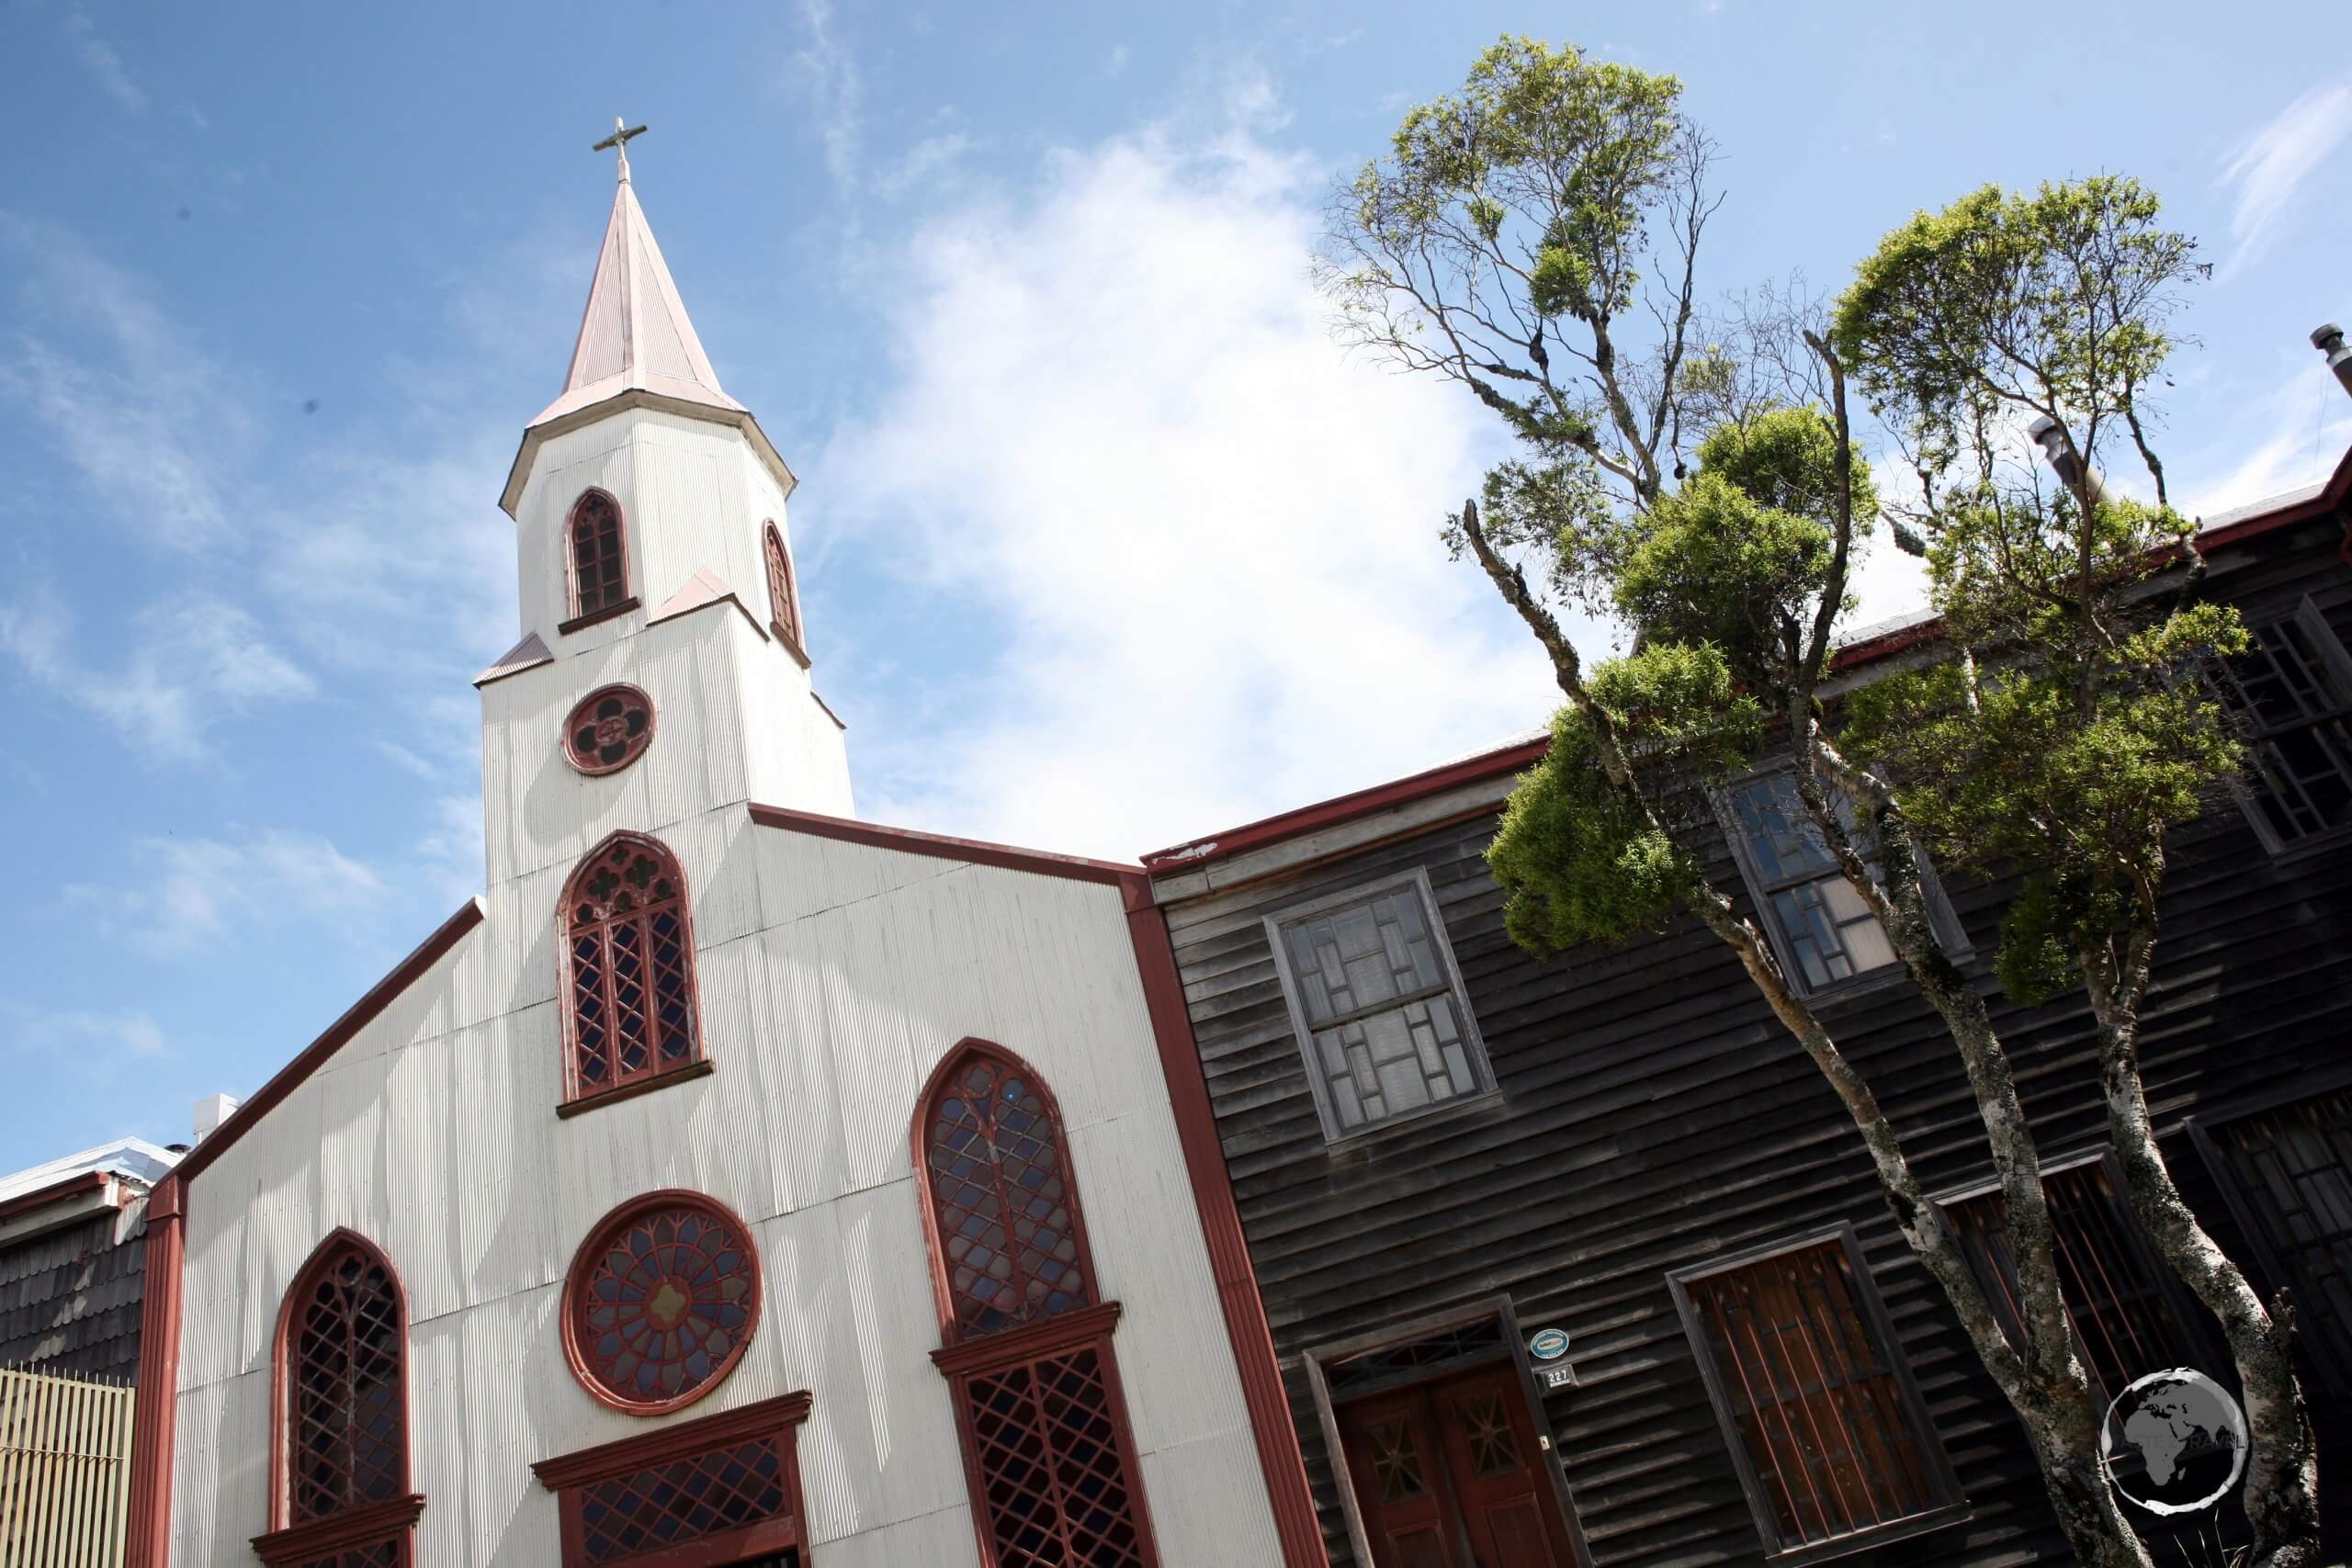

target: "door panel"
[1340,1364,1572,1568]
[1338,1393,1461,1568]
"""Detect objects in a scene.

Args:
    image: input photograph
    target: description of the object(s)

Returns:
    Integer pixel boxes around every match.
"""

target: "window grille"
[287,1243,405,1524]
[560,833,702,1105]
[568,490,630,621]
[1670,1231,1959,1557]
[1265,869,1497,1141]
[763,521,804,656]
[534,1393,810,1568]
[1723,773,1900,994]
[1942,1156,2206,1413]
[563,1192,760,1416]
[2223,598,2352,852]
[915,1043,1160,1568]
[2191,1085,2352,1393]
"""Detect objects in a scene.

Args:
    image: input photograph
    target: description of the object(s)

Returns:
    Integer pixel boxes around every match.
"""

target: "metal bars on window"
[2223,597,2352,852]
[2191,1085,2352,1393]
[560,833,703,1104]
[1669,1230,1958,1558]
[1266,869,1497,1141]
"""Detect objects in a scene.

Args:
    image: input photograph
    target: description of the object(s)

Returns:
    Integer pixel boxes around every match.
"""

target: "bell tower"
[473,127,852,889]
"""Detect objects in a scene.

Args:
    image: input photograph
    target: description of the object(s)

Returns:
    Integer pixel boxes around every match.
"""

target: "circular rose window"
[563,1191,761,1416]
[562,684,655,775]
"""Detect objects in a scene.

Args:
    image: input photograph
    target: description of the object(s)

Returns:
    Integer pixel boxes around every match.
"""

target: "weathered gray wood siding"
[0,1209,147,1381]
[1157,522,2352,1567]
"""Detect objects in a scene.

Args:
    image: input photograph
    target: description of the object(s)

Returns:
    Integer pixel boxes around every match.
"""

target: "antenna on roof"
[2313,323,2352,400]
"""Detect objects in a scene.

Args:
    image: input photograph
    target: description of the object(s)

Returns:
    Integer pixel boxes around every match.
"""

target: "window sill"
[771,620,812,669]
[557,1058,714,1119]
[252,1494,425,1565]
[558,595,641,636]
[1764,1502,1971,1568]
[2259,821,2352,866]
[1319,1087,1507,1156]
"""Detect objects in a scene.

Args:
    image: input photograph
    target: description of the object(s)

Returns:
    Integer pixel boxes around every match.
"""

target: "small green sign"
[1528,1327,1570,1362]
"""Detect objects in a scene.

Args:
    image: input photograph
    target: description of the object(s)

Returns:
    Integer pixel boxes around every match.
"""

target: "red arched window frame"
[562,488,635,632]
[560,1189,763,1417]
[255,1230,423,1567]
[912,1041,1162,1568]
[762,520,808,666]
[558,831,707,1114]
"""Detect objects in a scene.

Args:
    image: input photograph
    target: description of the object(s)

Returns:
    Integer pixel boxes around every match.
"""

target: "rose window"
[562,684,655,775]
[564,1192,760,1416]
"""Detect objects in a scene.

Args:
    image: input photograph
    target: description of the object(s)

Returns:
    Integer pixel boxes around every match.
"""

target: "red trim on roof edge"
[1120,873,1329,1567]
[747,803,1140,892]
[125,1175,184,1568]
[0,1168,115,1224]
[1141,738,1548,874]
[174,897,486,1190]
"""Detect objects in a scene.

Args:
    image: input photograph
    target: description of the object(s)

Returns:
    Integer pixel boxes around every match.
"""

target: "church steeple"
[530,148,744,429]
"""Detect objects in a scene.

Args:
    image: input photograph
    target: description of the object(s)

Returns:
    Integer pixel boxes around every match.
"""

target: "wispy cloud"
[876,132,980,197]
[1106,44,1132,76]
[2218,81,2352,280]
[4,1004,170,1066]
[820,78,1559,858]
[793,0,863,191]
[65,829,387,955]
[61,13,144,116]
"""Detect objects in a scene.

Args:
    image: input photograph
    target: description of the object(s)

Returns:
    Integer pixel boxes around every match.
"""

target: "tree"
[1322,39,2324,1568]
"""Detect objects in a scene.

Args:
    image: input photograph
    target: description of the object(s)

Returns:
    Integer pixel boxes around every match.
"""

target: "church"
[120,136,1323,1568]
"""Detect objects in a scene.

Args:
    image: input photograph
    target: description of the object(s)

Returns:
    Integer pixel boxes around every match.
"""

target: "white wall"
[171,826,1283,1566]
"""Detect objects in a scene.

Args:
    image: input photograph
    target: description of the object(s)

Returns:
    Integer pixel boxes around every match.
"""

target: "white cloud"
[66,829,387,954]
[876,132,979,197]
[2217,82,2352,280]
[2175,364,2352,520]
[61,13,144,116]
[818,85,1561,860]
[5,1006,169,1064]
[794,0,863,190]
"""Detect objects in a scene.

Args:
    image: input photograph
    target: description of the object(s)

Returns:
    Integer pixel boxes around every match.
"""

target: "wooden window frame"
[1263,866,1501,1146]
[1667,1224,1967,1566]
[2187,1074,2352,1395]
[1930,1147,2219,1411]
[761,521,810,669]
[556,830,707,1115]
[910,1040,1163,1568]
[254,1229,424,1568]
[1301,1295,1593,1568]
[2222,594,2352,860]
[560,1189,763,1418]
[561,487,637,632]
[1713,764,1971,1003]
[532,1390,813,1568]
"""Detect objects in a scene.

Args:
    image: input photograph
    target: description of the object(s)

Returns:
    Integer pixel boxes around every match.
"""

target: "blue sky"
[3,0,2348,1164]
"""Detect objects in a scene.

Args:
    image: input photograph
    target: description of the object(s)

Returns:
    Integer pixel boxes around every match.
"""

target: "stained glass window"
[561,833,700,1104]
[923,1048,1093,1337]
[564,1193,761,1416]
[562,684,655,776]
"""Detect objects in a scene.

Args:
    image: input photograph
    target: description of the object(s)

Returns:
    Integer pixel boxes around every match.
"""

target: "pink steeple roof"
[528,162,744,428]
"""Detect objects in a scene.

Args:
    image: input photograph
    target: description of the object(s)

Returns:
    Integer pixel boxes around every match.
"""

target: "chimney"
[192,1092,242,1144]
[2027,414,2106,504]
[2314,323,2352,399]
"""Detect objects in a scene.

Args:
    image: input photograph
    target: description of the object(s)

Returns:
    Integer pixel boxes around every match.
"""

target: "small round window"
[562,684,655,775]
[562,1190,761,1416]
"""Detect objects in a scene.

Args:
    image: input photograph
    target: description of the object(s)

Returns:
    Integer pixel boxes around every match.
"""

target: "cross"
[592,117,649,180]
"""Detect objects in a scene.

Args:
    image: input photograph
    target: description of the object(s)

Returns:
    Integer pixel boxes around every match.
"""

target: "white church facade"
[120,144,1325,1568]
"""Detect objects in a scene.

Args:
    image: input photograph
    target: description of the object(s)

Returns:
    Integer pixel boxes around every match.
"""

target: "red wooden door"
[1339,1368,1570,1568]
[1338,1389,1463,1568]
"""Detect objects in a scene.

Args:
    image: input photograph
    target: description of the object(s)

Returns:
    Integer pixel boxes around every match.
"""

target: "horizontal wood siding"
[1159,530,2352,1567]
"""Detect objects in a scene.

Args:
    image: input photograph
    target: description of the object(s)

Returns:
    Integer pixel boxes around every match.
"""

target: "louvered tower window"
[560,832,703,1109]
[916,1042,1161,1568]
[256,1233,421,1567]
[567,489,631,623]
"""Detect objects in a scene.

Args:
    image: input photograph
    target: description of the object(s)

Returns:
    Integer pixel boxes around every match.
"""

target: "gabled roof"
[529,168,743,430]
[0,1137,180,1209]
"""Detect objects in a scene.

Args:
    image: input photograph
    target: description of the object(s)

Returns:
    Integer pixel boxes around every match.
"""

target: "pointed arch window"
[564,489,633,628]
[255,1232,423,1567]
[762,521,808,664]
[914,1042,1161,1568]
[560,832,705,1112]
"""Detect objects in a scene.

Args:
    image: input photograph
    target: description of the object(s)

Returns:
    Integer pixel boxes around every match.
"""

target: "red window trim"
[565,487,633,624]
[560,1189,763,1417]
[532,1390,813,1568]
[558,830,706,1108]
[557,594,643,637]
[262,1229,417,1550]
[251,1492,425,1566]
[554,1058,717,1120]
[761,520,809,668]
[562,683,659,777]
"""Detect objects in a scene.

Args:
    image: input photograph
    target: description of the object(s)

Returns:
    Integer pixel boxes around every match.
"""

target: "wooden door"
[1338,1368,1570,1568]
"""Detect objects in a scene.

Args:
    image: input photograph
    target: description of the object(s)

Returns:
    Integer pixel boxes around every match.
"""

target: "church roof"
[528,163,745,430]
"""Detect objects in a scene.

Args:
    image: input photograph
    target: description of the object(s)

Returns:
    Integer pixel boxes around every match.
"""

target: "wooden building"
[119,146,1325,1568]
[1140,454,2352,1567]
[0,1136,183,1382]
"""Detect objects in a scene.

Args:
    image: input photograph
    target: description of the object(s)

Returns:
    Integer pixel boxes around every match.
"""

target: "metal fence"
[0,1364,135,1566]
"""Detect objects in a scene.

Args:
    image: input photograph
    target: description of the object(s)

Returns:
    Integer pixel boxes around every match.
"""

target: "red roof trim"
[0,1169,114,1224]
[747,803,1140,895]
[173,897,487,1190]
[1140,738,1549,874]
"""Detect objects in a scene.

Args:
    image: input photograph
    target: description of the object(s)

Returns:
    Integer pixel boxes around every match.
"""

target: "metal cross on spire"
[592,117,649,181]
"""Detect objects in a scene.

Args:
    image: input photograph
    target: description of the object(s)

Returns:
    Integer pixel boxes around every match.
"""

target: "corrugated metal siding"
[0,1210,144,1382]
[1160,536,2352,1567]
